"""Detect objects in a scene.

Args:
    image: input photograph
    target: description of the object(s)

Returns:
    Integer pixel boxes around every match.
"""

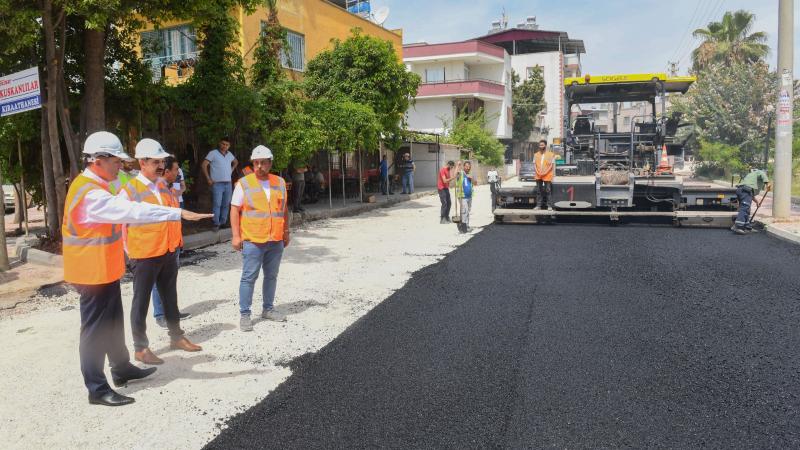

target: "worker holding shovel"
[732,167,770,235]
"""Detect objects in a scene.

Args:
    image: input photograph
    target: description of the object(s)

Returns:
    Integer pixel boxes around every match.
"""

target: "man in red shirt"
[437,160,460,224]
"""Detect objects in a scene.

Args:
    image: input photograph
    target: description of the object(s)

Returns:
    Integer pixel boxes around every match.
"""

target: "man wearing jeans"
[230,145,290,332]
[202,137,238,231]
[455,161,474,233]
[399,152,415,194]
[379,154,394,195]
[152,156,190,328]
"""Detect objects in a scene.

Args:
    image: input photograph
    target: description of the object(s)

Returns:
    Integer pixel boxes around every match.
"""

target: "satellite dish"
[371,6,390,25]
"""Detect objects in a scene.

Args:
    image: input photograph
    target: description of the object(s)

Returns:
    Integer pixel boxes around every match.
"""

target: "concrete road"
[208,224,800,449]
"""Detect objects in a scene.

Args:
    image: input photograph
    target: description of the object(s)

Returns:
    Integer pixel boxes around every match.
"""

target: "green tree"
[672,61,776,173]
[304,29,420,141]
[444,110,505,166]
[692,10,769,72]
[511,68,546,143]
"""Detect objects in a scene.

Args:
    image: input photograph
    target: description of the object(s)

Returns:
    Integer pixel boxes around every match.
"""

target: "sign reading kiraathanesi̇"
[0,67,41,117]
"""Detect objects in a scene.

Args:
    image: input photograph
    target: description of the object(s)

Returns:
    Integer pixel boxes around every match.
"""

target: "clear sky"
[374,0,799,75]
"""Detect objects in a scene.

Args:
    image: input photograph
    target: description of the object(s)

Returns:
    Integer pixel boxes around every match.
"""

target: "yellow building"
[139,0,403,84]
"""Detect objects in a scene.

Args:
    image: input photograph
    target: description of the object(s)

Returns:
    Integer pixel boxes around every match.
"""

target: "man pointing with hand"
[63,132,211,407]
[230,145,290,332]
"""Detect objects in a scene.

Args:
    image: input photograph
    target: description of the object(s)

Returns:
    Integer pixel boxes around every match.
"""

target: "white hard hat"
[250,145,273,160]
[83,131,132,160]
[134,138,171,159]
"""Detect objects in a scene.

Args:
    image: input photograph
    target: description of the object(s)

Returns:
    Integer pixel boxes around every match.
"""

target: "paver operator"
[534,139,555,211]
[63,132,210,407]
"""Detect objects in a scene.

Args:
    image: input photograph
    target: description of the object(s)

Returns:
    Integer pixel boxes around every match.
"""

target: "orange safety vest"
[237,173,287,243]
[62,174,125,285]
[122,177,182,259]
[534,151,556,182]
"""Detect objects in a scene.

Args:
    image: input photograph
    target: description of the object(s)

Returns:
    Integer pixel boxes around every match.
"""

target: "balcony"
[404,40,505,64]
[142,51,199,82]
[416,78,505,100]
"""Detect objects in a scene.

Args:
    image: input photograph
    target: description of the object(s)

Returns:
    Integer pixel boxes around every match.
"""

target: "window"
[425,67,445,83]
[281,30,305,71]
[623,117,631,127]
[526,65,542,80]
[140,25,197,80]
[140,25,197,60]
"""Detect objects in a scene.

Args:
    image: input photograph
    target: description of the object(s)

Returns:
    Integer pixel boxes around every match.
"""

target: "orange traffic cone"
[656,144,672,175]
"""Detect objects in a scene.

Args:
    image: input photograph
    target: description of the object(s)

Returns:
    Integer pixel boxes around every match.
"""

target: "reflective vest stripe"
[63,228,122,246]
[238,174,286,243]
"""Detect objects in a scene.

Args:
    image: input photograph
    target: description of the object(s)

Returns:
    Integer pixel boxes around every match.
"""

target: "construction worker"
[455,160,474,233]
[487,168,501,211]
[534,139,555,210]
[108,157,137,194]
[63,131,210,406]
[230,145,290,332]
[733,167,771,235]
[121,138,204,365]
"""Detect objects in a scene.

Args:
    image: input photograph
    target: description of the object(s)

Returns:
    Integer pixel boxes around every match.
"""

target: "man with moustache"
[121,139,203,365]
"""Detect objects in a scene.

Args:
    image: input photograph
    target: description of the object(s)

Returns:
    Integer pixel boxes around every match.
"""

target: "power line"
[667,0,704,67]
[676,0,728,69]
[671,0,720,71]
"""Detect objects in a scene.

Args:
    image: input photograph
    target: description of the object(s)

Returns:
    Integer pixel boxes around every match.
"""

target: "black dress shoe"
[88,390,135,406]
[111,365,157,387]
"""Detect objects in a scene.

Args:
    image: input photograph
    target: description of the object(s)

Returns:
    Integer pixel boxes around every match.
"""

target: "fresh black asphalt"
[207,224,800,449]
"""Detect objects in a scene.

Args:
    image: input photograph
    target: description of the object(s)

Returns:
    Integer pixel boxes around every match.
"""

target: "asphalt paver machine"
[494,73,737,227]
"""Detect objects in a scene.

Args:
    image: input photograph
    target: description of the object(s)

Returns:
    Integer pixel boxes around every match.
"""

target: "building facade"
[403,40,513,141]
[139,0,403,84]
[476,22,585,146]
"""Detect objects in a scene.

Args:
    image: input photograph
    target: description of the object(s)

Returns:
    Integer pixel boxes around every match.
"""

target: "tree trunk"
[57,19,79,177]
[83,27,106,134]
[41,104,59,238]
[58,75,80,177]
[42,0,66,235]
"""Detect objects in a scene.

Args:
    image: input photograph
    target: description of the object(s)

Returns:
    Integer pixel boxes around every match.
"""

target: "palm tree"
[691,10,769,72]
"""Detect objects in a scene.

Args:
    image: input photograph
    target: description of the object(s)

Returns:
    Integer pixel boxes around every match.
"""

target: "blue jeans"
[402,172,414,194]
[239,240,284,316]
[211,182,232,226]
[152,248,181,318]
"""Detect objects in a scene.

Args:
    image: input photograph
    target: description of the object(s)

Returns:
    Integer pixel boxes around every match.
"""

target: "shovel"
[451,172,461,224]
[748,184,771,223]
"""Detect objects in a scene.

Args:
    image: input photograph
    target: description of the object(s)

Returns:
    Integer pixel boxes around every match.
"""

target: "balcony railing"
[142,51,200,81]
[417,78,506,99]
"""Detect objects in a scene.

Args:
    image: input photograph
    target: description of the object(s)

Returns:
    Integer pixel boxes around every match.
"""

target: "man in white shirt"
[63,131,210,406]
[487,169,500,211]
[201,137,238,230]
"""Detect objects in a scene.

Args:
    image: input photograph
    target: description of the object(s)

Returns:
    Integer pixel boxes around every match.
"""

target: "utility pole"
[667,61,678,77]
[773,0,794,219]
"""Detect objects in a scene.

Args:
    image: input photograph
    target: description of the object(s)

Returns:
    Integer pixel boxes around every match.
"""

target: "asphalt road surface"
[207,224,800,449]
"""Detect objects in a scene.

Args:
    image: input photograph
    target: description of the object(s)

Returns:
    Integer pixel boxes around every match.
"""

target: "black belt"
[737,185,754,194]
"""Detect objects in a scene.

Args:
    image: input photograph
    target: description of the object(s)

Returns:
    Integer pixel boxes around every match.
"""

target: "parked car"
[519,162,536,182]
[3,184,15,212]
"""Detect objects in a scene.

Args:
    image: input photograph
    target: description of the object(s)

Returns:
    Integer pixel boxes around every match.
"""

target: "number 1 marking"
[567,186,574,201]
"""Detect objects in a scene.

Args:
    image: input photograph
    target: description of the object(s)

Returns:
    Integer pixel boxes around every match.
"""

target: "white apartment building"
[403,40,513,141]
[476,17,585,146]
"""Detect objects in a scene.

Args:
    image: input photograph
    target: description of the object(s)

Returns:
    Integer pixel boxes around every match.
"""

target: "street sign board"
[0,67,41,117]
